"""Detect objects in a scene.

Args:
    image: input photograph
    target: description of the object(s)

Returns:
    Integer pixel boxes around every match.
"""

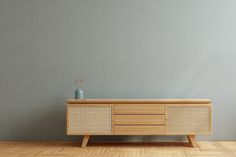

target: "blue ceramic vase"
[75,88,84,99]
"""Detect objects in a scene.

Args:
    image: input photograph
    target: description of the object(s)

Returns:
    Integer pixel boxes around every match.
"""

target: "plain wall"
[0,0,236,141]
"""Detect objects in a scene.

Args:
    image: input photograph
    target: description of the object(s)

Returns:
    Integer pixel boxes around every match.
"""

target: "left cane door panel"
[67,104,113,135]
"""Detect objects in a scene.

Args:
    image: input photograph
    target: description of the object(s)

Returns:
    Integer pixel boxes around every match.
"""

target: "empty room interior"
[0,0,236,157]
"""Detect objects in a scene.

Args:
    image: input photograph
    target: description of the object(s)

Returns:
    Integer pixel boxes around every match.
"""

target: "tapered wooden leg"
[81,135,90,148]
[187,135,199,148]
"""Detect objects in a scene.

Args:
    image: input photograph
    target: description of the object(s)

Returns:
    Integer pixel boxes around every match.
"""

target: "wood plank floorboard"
[0,141,236,157]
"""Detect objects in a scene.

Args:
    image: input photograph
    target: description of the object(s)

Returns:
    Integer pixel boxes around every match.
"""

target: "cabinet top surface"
[67,99,212,104]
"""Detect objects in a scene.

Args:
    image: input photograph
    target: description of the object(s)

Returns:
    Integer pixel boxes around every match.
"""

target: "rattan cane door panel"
[67,105,113,135]
[166,104,212,135]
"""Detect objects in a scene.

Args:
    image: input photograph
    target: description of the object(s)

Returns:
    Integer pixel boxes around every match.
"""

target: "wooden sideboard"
[66,99,212,147]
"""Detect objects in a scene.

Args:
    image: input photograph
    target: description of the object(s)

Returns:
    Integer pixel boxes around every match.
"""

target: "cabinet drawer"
[115,125,165,135]
[115,104,165,114]
[115,115,165,125]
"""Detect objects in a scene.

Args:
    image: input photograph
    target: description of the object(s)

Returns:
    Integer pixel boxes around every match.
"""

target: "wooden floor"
[0,141,236,157]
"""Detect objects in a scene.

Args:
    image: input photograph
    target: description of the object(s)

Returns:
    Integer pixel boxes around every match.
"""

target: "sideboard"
[66,99,212,147]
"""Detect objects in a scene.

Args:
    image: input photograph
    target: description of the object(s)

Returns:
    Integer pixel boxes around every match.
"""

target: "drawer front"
[115,104,165,114]
[115,115,165,125]
[115,125,165,135]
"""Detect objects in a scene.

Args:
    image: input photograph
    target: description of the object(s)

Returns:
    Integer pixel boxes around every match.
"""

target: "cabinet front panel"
[115,125,165,135]
[115,115,165,125]
[166,104,212,135]
[115,104,165,114]
[67,105,113,135]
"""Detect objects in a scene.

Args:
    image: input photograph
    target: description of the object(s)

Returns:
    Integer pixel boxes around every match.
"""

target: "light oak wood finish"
[111,104,115,134]
[67,103,114,107]
[67,99,212,147]
[187,135,199,148]
[115,104,165,114]
[115,115,165,125]
[67,99,212,104]
[1,141,236,157]
[115,125,165,135]
[82,135,90,147]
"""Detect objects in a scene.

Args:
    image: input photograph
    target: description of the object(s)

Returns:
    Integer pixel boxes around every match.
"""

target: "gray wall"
[0,0,236,141]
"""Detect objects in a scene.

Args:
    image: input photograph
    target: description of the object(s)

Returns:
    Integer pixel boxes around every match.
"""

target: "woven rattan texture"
[166,105,211,135]
[68,106,112,134]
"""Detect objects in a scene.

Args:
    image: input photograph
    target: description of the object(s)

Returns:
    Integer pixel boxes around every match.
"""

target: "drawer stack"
[114,104,165,135]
